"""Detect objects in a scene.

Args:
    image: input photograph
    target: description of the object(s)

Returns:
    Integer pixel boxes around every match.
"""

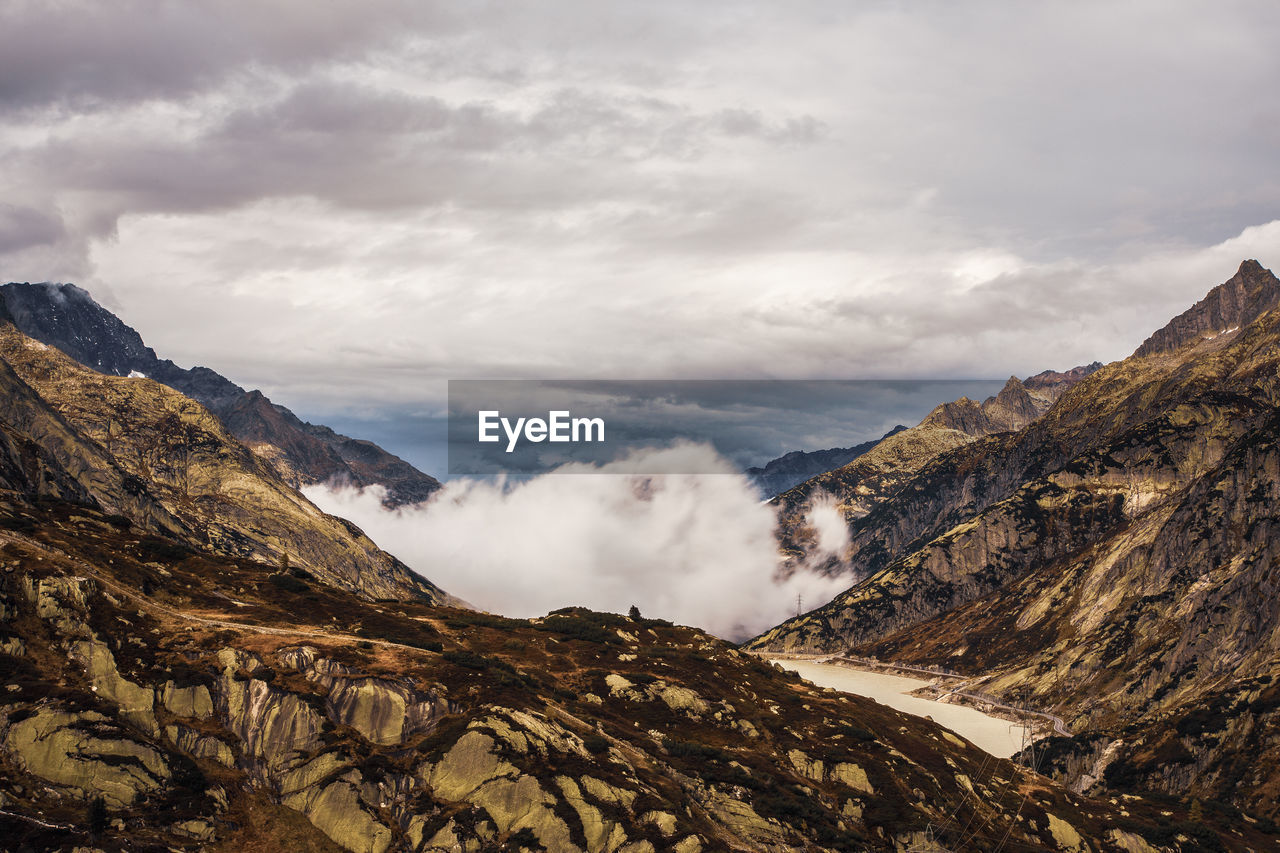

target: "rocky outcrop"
[420,729,579,851]
[161,682,214,720]
[282,771,394,853]
[5,707,170,807]
[215,648,326,776]
[787,749,874,794]
[70,639,159,735]
[1133,258,1279,357]
[277,646,457,746]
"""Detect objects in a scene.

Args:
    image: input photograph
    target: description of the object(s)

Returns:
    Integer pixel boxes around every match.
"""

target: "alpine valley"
[0,265,1277,853]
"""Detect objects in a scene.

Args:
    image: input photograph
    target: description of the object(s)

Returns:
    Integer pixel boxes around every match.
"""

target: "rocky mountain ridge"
[771,365,1097,574]
[0,282,441,507]
[0,267,1270,849]
[745,426,906,498]
[0,322,445,604]
[747,259,1280,822]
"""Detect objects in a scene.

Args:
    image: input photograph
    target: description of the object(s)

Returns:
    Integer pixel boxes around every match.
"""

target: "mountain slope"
[745,425,906,498]
[0,282,440,506]
[0,497,1259,852]
[0,323,445,603]
[772,367,1097,573]
[747,259,1280,819]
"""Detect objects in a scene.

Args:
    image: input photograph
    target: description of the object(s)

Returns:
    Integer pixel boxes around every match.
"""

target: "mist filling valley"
[305,443,851,641]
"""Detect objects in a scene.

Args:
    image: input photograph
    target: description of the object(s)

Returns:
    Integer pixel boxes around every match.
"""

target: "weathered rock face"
[1133,258,1279,357]
[0,354,185,535]
[0,323,447,603]
[278,647,457,747]
[0,281,441,507]
[750,260,1280,821]
[70,638,160,735]
[5,707,171,808]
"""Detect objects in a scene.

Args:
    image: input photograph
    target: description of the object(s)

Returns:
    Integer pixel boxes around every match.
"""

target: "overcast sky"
[3,0,1279,431]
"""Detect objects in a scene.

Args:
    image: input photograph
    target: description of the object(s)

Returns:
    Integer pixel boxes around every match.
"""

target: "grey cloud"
[2,0,1278,441]
[0,0,456,109]
[14,72,822,242]
[0,204,64,253]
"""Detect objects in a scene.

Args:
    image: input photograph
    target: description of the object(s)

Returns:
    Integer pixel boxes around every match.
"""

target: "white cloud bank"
[304,444,849,641]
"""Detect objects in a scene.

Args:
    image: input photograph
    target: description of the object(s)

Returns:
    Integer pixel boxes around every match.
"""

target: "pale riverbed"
[772,659,1029,758]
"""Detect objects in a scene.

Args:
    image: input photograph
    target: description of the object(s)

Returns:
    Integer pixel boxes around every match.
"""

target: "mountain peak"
[0,281,441,506]
[1133,259,1279,358]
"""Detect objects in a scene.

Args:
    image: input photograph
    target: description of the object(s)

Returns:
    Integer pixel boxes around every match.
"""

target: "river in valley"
[772,659,1029,758]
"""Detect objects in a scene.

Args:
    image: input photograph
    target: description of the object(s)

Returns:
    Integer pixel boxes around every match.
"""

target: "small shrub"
[88,795,107,838]
[267,573,308,593]
[583,734,610,754]
[443,650,491,670]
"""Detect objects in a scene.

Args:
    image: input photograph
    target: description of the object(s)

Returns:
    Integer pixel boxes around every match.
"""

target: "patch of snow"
[127,370,147,379]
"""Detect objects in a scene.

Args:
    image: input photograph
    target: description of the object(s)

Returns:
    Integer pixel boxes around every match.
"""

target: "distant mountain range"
[746,364,1104,500]
[0,282,440,507]
[748,259,1280,822]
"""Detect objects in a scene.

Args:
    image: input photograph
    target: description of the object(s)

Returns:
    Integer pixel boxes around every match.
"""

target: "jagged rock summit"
[1133,258,1278,357]
[0,281,441,507]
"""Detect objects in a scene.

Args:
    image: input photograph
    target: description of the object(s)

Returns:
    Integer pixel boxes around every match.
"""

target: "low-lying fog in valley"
[306,443,851,640]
